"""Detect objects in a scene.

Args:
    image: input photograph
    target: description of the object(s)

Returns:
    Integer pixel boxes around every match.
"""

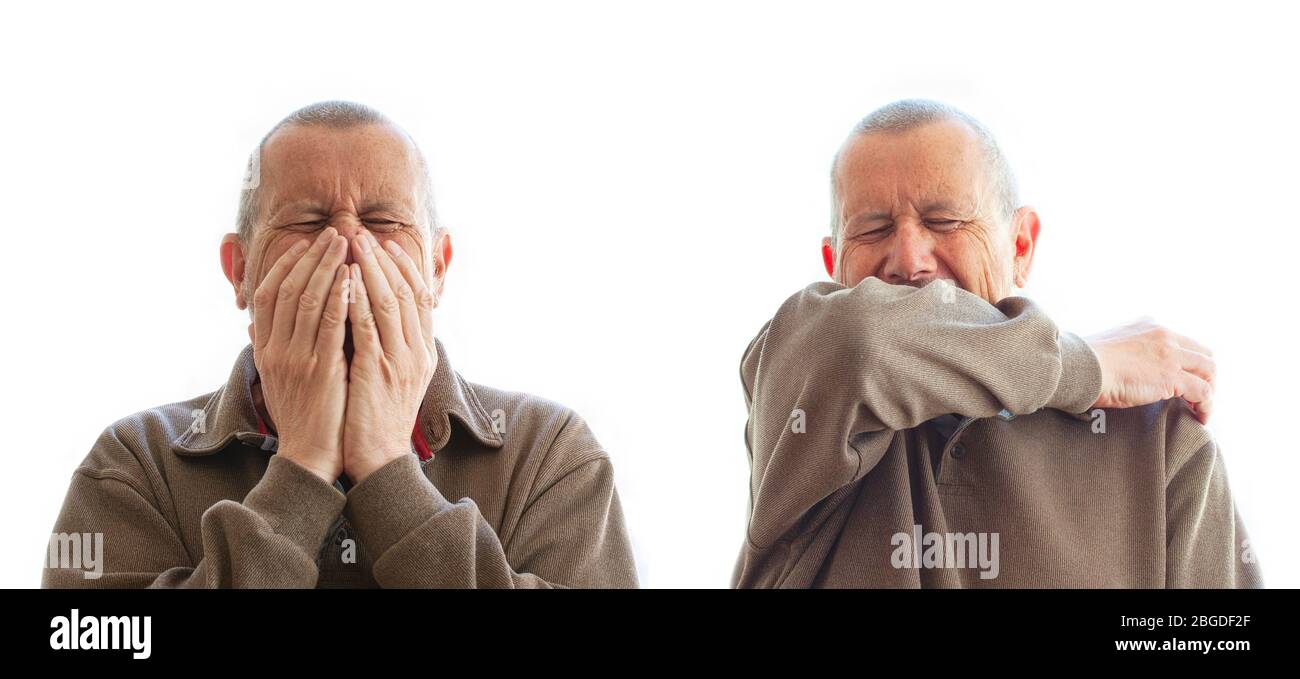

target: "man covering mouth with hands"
[43,101,638,589]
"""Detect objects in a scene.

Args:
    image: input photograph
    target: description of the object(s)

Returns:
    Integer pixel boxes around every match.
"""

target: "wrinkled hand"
[1086,319,1216,424]
[251,227,352,483]
[342,231,438,484]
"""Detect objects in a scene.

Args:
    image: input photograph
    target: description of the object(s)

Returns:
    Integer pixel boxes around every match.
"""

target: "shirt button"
[951,444,966,459]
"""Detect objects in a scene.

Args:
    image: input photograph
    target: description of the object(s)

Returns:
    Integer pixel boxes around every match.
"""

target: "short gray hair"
[235,100,438,246]
[828,99,1019,248]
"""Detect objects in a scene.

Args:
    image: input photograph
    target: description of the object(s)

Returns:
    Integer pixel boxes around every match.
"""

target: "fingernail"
[316,228,333,245]
[357,234,372,253]
[384,240,403,258]
[289,240,309,255]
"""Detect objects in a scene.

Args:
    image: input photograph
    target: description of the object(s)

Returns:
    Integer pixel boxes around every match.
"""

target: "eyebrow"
[845,210,893,228]
[269,199,326,215]
[358,200,414,215]
[268,199,414,216]
[918,199,964,214]
[844,198,977,231]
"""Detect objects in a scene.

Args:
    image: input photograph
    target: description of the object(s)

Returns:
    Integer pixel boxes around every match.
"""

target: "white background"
[2,1,1296,588]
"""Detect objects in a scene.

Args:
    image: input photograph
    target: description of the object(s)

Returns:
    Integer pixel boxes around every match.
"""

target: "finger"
[315,263,351,355]
[351,231,406,351]
[251,239,309,351]
[1173,371,1212,410]
[348,263,380,357]
[1184,393,1213,425]
[374,239,424,348]
[370,237,421,349]
[273,228,338,347]
[1195,395,1214,425]
[382,239,436,350]
[1170,331,1214,358]
[291,234,348,352]
[1179,348,1217,387]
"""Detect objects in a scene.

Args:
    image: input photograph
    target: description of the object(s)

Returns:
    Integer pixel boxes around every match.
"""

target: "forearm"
[739,277,1101,554]
[43,455,345,589]
[748,278,1100,435]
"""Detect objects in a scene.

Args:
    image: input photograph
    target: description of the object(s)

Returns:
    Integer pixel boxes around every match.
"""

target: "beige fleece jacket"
[732,278,1262,588]
[43,340,638,588]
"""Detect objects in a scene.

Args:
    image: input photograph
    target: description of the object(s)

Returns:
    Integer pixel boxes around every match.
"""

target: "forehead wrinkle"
[343,168,419,218]
[848,151,988,221]
[268,158,420,223]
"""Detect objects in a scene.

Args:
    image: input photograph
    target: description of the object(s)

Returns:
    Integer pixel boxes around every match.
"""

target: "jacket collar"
[171,339,504,456]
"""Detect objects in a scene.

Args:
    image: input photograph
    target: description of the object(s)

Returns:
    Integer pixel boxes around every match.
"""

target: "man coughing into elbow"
[733,99,1261,588]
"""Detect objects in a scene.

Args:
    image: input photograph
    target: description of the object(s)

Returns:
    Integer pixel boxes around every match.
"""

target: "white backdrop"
[2,0,1295,587]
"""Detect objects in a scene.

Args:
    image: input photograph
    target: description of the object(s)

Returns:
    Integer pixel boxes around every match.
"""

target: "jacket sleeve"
[1165,436,1264,588]
[734,277,1103,586]
[342,426,638,589]
[42,427,346,589]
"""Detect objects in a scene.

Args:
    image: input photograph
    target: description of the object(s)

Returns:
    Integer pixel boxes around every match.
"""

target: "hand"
[342,231,438,484]
[250,227,352,484]
[1085,319,1216,424]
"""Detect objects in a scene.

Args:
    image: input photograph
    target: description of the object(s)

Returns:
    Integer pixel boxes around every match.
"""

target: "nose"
[329,217,365,267]
[881,221,937,286]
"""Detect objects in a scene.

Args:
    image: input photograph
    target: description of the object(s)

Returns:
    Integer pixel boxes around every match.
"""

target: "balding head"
[829,99,1019,249]
[220,101,453,323]
[236,101,438,247]
[821,99,1039,303]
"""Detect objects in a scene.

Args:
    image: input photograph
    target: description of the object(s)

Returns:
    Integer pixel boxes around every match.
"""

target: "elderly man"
[44,101,638,588]
[732,99,1261,588]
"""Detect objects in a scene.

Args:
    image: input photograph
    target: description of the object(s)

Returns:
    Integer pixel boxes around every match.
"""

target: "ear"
[432,230,453,303]
[821,236,836,279]
[220,233,249,310]
[1010,207,1041,288]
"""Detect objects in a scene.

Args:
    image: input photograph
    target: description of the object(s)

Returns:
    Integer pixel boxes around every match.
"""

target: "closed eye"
[852,224,893,242]
[363,219,402,232]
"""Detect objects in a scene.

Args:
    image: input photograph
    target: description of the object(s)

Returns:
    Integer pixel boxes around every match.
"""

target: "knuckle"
[297,290,322,312]
[319,307,343,329]
[253,286,276,309]
[416,288,437,311]
[276,283,300,304]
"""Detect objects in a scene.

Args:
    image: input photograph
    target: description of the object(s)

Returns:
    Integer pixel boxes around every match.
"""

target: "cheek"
[943,231,1011,295]
[251,233,314,287]
[838,242,882,285]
